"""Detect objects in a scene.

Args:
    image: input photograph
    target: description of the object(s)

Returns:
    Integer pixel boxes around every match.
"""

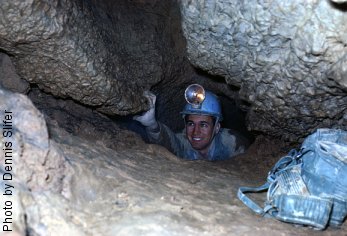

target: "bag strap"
[267,149,300,181]
[237,183,269,215]
[237,149,307,216]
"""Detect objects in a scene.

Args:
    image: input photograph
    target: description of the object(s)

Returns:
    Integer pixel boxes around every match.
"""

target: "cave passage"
[5,86,345,235]
[28,84,255,158]
[0,0,346,234]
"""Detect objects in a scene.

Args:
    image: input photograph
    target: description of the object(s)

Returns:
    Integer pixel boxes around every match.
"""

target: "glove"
[133,91,158,130]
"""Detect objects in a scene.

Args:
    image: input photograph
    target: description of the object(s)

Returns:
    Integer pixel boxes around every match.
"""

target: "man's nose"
[193,126,201,135]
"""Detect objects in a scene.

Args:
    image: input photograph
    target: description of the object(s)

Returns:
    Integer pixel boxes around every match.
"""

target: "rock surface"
[1,89,346,235]
[0,88,67,235]
[0,53,29,94]
[0,0,191,116]
[180,0,347,141]
[3,0,346,141]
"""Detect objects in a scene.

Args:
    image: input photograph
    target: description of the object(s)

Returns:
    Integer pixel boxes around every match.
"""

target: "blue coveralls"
[146,122,249,161]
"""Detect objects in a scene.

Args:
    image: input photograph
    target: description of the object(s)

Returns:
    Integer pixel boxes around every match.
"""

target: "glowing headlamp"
[184,84,205,108]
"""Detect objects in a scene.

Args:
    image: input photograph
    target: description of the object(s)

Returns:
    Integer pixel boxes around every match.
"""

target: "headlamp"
[184,84,205,108]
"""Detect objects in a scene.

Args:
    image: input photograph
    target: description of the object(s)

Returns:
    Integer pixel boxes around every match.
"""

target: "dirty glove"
[133,91,158,131]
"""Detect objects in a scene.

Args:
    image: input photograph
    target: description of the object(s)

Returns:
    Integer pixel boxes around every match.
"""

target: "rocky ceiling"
[0,0,347,141]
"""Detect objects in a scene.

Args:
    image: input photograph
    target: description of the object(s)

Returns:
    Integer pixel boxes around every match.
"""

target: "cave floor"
[43,122,346,236]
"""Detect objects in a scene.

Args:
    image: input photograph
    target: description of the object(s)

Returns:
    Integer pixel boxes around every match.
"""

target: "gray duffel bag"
[237,128,347,230]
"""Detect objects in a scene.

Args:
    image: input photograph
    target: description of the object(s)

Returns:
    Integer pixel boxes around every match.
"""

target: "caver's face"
[185,114,220,155]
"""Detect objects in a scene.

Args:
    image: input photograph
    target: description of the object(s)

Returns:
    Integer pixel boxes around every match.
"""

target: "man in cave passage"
[134,89,249,161]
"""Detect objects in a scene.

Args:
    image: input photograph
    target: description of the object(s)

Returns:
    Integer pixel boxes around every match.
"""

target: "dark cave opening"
[27,79,255,155]
[121,68,255,147]
[124,96,255,146]
[219,95,254,143]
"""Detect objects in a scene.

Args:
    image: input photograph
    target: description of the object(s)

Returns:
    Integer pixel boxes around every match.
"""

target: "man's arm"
[133,91,159,132]
[133,91,187,157]
[229,129,250,153]
[146,122,187,157]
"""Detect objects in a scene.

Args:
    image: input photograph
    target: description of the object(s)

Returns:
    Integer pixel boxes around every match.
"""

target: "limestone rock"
[1,0,346,141]
[0,0,188,115]
[0,53,29,94]
[180,0,347,141]
[0,89,66,192]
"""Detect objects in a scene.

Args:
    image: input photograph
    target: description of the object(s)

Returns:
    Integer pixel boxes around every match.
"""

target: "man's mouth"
[192,137,202,141]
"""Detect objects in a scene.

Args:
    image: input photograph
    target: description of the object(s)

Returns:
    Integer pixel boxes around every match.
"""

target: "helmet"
[181,90,223,121]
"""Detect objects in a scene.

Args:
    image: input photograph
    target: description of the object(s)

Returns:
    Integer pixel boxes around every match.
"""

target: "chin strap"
[205,118,220,148]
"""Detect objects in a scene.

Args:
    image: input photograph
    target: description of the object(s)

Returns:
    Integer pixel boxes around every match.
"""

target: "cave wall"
[1,0,347,141]
[180,0,347,141]
[0,0,242,135]
[0,0,194,117]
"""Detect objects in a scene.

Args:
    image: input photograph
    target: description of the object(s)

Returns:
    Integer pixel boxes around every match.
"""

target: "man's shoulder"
[219,128,237,137]
[218,128,251,148]
[218,128,236,143]
[176,129,190,144]
[220,128,244,137]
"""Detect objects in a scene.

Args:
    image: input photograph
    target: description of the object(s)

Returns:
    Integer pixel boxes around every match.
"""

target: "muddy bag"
[237,128,347,230]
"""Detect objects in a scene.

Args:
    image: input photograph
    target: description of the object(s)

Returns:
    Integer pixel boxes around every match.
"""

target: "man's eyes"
[186,121,210,128]
[200,123,209,128]
[186,121,194,126]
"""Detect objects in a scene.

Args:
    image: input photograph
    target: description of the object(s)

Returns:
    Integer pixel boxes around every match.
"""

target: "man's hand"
[133,91,158,130]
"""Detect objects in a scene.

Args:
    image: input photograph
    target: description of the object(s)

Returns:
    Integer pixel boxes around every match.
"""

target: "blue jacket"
[146,122,249,161]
